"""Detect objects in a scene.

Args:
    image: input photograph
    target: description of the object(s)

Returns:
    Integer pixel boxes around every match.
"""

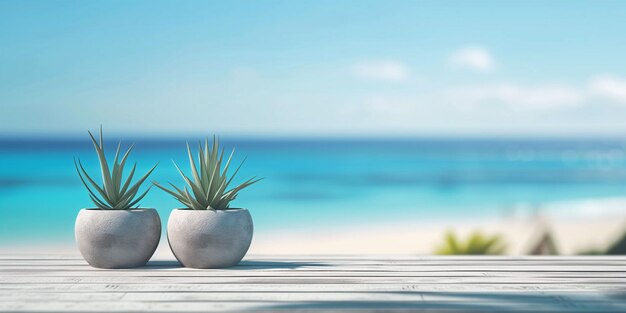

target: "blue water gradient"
[2,137,626,245]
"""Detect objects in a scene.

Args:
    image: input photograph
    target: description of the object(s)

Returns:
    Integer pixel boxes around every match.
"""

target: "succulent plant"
[154,137,260,210]
[435,231,506,255]
[74,127,158,210]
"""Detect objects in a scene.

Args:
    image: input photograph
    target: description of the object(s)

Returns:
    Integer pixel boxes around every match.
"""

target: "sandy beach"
[3,197,624,257]
[251,214,625,256]
[251,197,626,255]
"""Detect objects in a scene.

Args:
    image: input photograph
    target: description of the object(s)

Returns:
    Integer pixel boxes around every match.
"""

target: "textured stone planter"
[75,209,161,269]
[167,209,253,268]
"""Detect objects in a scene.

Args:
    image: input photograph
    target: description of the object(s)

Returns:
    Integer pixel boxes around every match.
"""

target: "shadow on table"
[261,290,626,312]
[142,260,329,270]
[142,260,182,269]
[232,260,330,270]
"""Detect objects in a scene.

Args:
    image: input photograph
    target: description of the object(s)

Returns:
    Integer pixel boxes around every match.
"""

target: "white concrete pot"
[167,208,253,269]
[75,209,161,269]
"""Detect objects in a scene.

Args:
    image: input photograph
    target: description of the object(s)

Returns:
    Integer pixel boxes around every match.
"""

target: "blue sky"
[2,0,626,136]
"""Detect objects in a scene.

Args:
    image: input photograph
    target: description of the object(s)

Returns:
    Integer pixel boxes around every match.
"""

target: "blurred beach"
[1,137,625,255]
[3,0,626,259]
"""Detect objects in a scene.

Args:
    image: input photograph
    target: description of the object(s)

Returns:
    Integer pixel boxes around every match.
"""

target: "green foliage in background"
[606,230,626,254]
[154,136,261,210]
[435,231,506,255]
[74,127,157,210]
[579,228,626,255]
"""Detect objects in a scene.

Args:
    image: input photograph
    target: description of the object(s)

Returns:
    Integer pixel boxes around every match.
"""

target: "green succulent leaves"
[435,231,506,255]
[74,127,157,210]
[74,129,258,211]
[154,136,261,210]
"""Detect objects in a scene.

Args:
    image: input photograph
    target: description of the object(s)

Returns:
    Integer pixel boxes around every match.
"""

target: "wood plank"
[2,283,625,293]
[3,270,626,279]
[0,290,619,303]
[1,300,625,313]
[2,276,626,285]
[1,255,625,312]
[0,264,626,273]
[3,263,626,271]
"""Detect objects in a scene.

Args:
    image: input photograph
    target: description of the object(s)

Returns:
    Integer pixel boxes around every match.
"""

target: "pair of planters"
[75,208,253,269]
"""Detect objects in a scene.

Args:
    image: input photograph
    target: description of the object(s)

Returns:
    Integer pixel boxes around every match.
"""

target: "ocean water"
[2,137,626,246]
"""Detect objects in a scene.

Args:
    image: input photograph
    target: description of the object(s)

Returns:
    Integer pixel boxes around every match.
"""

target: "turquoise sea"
[2,137,626,246]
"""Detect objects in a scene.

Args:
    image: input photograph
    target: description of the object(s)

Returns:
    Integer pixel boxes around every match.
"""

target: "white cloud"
[445,83,584,110]
[588,75,626,102]
[448,46,496,72]
[444,75,626,111]
[353,61,410,82]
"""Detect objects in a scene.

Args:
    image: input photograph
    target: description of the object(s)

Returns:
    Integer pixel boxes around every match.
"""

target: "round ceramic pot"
[75,209,161,269]
[167,208,253,269]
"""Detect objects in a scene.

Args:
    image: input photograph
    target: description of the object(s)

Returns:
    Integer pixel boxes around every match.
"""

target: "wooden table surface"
[1,255,625,312]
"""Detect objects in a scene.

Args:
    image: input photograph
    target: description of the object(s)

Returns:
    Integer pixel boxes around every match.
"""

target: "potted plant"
[74,127,160,269]
[154,137,260,269]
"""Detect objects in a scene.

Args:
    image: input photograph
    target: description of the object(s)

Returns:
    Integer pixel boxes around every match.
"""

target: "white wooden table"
[1,255,625,312]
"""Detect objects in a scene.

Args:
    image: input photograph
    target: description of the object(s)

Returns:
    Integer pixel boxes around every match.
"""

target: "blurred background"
[2,0,626,255]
